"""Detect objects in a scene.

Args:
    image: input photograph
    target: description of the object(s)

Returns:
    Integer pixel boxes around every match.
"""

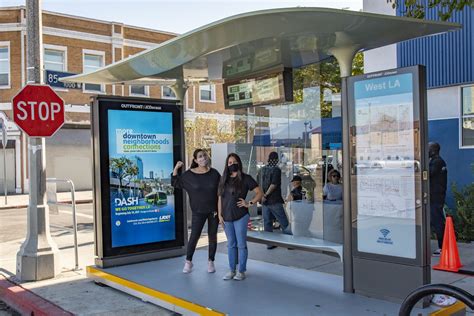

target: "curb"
[0,275,74,316]
[0,199,93,210]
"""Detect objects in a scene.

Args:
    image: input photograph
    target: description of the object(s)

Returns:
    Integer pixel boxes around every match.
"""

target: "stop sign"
[12,84,65,137]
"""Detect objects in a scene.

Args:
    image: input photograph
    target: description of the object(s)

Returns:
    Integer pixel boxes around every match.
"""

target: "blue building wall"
[395,2,474,208]
[396,2,473,88]
[428,119,474,208]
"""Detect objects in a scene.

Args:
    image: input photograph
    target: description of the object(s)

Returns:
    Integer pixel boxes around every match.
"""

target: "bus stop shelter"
[63,7,460,315]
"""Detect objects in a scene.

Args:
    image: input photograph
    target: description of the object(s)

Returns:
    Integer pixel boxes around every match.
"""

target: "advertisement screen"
[107,110,176,248]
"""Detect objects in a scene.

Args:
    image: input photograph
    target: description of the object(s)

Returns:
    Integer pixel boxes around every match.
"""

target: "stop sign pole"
[16,0,61,282]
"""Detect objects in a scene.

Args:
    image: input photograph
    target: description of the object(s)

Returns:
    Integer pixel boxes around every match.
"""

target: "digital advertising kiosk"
[91,96,186,268]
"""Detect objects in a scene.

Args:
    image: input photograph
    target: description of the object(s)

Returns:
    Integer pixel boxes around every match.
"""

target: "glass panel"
[0,47,8,60]
[0,73,8,86]
[163,86,176,98]
[84,54,103,68]
[85,83,102,92]
[200,84,214,101]
[44,49,64,64]
[462,86,474,116]
[131,85,146,95]
[462,117,474,146]
[0,60,8,73]
[44,61,64,72]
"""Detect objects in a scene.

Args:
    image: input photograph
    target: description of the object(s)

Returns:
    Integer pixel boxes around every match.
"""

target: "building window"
[130,85,148,96]
[199,84,216,102]
[162,86,176,99]
[0,44,10,88]
[83,51,104,93]
[44,49,66,71]
[461,86,474,147]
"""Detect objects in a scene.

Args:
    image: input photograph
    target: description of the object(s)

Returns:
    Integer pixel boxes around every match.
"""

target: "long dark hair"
[218,153,244,196]
[189,148,206,169]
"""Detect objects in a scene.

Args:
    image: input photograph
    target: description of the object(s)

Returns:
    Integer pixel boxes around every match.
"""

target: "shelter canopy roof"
[62,7,460,85]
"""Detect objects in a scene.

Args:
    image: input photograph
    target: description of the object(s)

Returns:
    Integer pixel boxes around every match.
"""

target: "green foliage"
[446,164,474,242]
[109,156,139,189]
[293,52,364,118]
[388,0,473,21]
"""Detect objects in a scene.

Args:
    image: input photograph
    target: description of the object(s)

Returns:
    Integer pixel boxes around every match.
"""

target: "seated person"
[287,175,304,201]
[323,169,343,201]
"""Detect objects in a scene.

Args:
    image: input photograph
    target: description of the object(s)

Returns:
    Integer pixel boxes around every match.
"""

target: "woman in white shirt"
[323,169,343,201]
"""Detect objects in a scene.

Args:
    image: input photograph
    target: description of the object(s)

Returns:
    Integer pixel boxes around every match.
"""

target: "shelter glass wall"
[185,58,349,246]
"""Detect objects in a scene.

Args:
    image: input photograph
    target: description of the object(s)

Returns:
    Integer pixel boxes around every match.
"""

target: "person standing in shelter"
[257,152,290,250]
[218,153,263,281]
[287,175,304,201]
[172,149,221,273]
[429,142,448,256]
[323,169,343,201]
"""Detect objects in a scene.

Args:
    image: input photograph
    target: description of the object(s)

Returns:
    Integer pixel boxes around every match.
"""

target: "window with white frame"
[0,45,10,88]
[162,86,176,99]
[461,86,474,147]
[83,52,104,92]
[199,84,216,102]
[44,49,66,71]
[130,85,148,96]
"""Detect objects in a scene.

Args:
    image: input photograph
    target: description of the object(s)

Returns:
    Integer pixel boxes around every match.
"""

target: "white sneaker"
[208,261,216,273]
[433,249,442,256]
[432,294,457,307]
[222,271,236,280]
[233,272,246,281]
[183,260,193,273]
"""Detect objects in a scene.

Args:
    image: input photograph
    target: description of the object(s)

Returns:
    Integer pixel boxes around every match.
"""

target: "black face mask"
[228,163,239,173]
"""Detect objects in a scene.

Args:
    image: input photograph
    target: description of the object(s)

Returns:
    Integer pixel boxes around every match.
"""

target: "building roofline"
[0,5,179,36]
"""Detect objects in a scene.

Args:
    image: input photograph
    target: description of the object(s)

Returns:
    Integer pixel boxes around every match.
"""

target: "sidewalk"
[0,205,473,315]
[0,191,93,210]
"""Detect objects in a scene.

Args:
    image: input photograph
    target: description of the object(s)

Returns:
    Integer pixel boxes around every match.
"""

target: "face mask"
[228,163,239,173]
[196,156,208,167]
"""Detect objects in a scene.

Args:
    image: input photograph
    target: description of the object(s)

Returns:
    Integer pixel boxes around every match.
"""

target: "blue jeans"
[224,214,249,273]
[263,203,290,234]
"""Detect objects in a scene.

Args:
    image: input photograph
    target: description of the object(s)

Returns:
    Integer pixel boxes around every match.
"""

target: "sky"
[3,0,363,34]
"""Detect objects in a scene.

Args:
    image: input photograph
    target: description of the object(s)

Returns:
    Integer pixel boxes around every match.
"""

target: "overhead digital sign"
[223,67,293,109]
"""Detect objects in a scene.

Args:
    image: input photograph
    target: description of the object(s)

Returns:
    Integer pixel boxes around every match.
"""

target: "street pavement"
[0,193,473,315]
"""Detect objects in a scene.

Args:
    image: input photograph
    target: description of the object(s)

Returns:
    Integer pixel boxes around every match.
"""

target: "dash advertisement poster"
[108,110,175,248]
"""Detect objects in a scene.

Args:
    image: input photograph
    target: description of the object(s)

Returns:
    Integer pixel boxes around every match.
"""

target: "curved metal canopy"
[62,7,460,85]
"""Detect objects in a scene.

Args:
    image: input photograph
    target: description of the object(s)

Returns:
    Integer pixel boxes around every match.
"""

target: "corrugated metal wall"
[397,1,473,88]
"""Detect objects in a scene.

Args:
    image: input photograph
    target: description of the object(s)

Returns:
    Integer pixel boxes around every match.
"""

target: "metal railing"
[399,284,474,316]
[46,178,79,271]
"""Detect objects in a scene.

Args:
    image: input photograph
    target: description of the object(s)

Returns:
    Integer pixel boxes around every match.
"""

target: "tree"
[109,157,135,191]
[388,0,473,21]
[293,52,364,118]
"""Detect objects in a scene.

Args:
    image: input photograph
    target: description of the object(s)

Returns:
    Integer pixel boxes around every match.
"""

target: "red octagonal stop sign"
[12,84,65,137]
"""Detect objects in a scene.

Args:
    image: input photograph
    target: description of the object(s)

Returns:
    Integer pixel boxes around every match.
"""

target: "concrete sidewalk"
[0,205,473,315]
[0,191,93,210]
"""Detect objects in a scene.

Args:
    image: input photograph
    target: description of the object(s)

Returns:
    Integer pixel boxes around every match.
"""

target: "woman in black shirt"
[218,153,263,281]
[172,149,220,274]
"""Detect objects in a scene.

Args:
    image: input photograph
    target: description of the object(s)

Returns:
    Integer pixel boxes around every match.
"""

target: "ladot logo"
[159,215,171,222]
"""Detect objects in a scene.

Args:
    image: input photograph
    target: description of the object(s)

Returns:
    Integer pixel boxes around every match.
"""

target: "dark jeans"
[263,203,290,234]
[186,212,218,261]
[430,202,445,249]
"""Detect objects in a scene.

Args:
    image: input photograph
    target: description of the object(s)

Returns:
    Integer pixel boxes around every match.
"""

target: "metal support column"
[16,0,60,281]
[329,44,359,293]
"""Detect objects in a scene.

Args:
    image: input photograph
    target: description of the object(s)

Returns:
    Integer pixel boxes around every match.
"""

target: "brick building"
[0,6,252,193]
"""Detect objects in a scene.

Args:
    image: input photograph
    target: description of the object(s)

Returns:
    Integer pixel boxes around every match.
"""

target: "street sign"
[45,70,83,90]
[12,84,65,137]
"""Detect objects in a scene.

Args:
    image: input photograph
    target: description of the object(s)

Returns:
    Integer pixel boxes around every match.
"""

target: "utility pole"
[16,0,60,281]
